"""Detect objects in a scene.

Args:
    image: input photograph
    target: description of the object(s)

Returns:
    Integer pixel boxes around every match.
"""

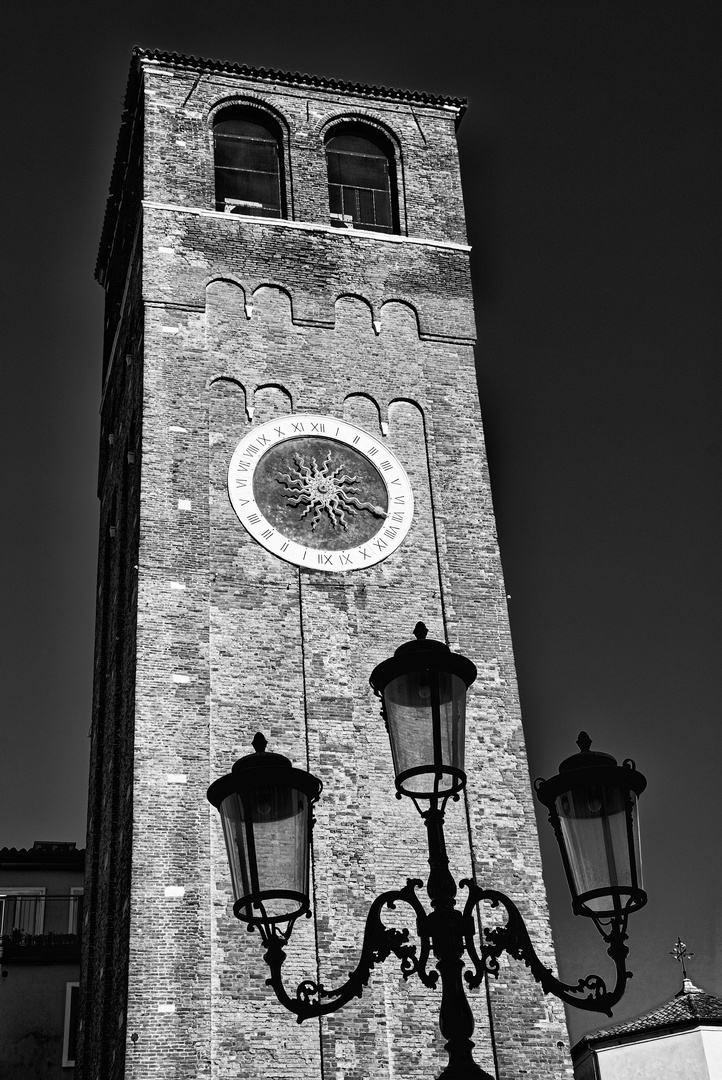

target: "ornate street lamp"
[207,732,322,929]
[208,623,647,1080]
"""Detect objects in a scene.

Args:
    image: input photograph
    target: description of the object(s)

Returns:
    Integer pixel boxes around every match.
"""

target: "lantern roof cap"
[230,732,293,774]
[534,732,647,806]
[370,622,477,693]
[207,734,322,808]
[558,731,618,772]
[392,621,450,656]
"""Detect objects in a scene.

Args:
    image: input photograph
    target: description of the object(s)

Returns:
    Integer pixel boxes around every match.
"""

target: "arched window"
[326,129,397,234]
[213,108,285,218]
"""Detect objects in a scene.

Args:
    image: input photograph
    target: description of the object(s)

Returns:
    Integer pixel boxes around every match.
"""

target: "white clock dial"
[227,414,414,572]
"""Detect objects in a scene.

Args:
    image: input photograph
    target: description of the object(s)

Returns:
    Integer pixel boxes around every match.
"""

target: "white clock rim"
[227,414,414,572]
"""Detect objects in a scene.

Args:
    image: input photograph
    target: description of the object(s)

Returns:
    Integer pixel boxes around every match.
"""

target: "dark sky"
[2,0,720,1047]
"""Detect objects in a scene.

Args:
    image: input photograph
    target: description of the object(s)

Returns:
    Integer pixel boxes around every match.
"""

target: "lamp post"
[208,623,647,1080]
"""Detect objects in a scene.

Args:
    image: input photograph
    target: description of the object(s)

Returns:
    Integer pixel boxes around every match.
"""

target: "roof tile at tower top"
[575,981,722,1049]
[135,47,468,111]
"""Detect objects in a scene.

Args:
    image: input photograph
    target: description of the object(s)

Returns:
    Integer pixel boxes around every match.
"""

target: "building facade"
[0,841,84,1078]
[78,47,572,1079]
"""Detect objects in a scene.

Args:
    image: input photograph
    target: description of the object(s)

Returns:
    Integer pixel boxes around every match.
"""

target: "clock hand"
[340,493,386,518]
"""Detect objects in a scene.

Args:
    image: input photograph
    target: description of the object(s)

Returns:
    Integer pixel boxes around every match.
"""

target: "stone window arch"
[325,123,398,234]
[213,105,286,218]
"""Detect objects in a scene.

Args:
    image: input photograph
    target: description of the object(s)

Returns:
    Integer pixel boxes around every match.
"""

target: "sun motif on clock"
[227,415,414,571]
[276,450,386,531]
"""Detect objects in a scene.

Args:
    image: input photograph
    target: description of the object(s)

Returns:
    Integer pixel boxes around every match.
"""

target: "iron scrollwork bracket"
[460,879,632,1016]
[260,877,436,1022]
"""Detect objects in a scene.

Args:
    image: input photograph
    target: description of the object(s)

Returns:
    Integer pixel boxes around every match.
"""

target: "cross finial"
[670,937,694,979]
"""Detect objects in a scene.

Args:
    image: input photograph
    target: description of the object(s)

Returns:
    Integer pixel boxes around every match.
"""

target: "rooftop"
[135,47,467,110]
[576,981,722,1049]
[0,842,85,868]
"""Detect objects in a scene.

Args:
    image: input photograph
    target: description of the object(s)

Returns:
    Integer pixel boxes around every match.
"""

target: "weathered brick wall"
[82,51,574,1080]
[140,61,467,244]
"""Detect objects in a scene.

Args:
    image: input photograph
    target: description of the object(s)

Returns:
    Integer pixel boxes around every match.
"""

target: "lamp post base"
[436,1060,495,1080]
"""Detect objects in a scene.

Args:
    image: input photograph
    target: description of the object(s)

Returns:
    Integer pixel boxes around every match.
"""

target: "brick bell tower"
[79,47,572,1080]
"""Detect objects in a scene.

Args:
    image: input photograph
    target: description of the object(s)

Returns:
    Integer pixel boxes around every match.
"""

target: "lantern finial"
[576,731,592,753]
[252,732,268,754]
[413,621,428,640]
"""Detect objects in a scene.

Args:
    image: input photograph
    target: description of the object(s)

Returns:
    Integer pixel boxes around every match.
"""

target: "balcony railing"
[0,894,83,963]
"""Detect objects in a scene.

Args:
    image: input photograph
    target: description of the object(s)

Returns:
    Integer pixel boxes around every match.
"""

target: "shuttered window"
[326,132,396,233]
[214,114,284,218]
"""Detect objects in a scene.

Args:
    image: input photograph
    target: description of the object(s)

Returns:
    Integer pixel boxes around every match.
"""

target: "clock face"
[227,414,414,571]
